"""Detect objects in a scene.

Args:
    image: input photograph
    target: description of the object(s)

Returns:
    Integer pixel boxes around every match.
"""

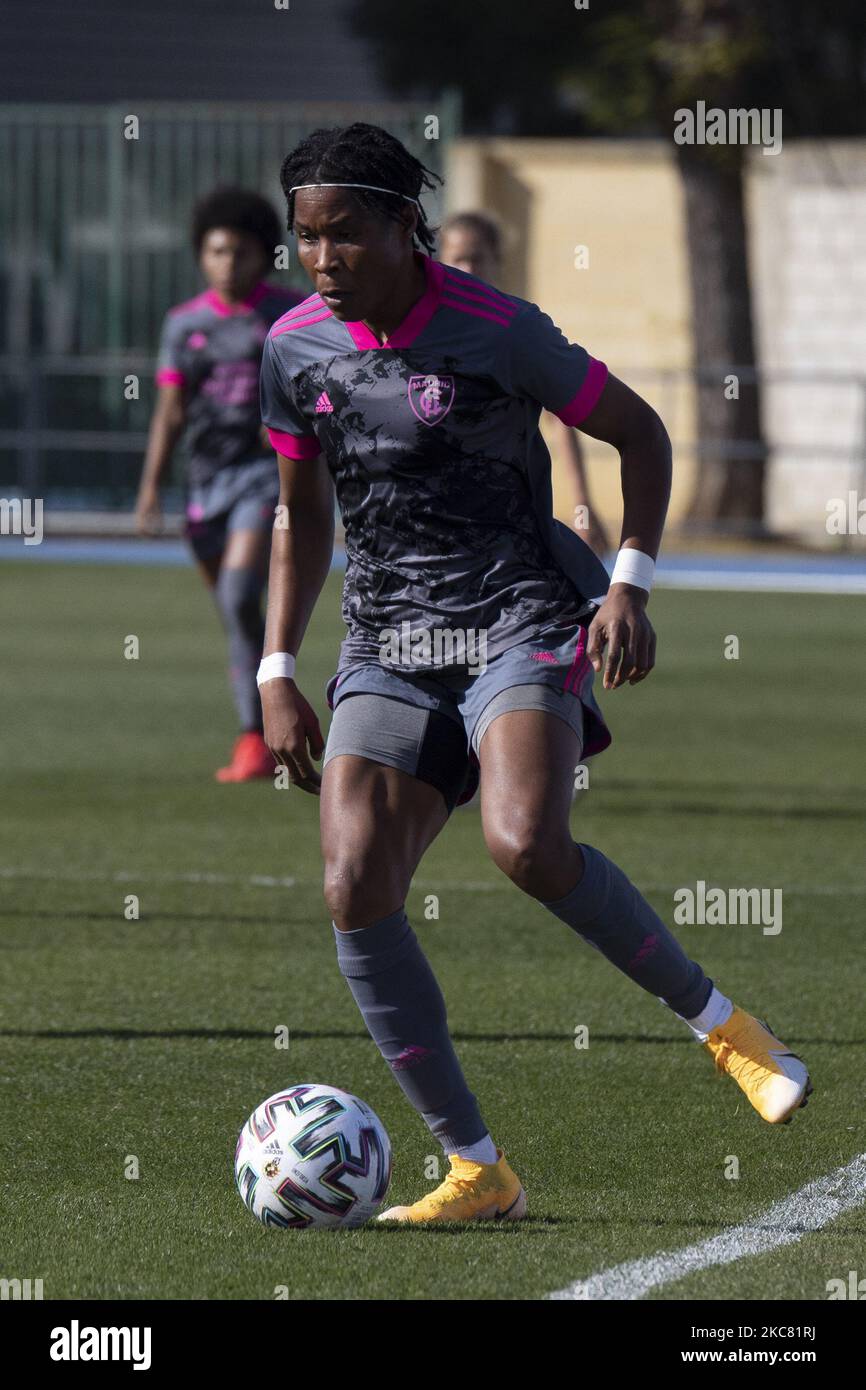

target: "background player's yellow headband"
[289,182,422,210]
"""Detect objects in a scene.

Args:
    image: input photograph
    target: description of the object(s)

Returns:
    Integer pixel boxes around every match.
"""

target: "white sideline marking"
[656,570,866,595]
[548,1152,866,1301]
[0,867,864,896]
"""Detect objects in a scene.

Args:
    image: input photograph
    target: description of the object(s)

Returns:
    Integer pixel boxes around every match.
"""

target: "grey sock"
[214,566,266,732]
[333,908,489,1154]
[540,844,712,1018]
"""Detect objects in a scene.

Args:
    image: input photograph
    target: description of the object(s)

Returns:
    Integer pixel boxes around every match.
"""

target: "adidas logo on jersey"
[315,391,334,414]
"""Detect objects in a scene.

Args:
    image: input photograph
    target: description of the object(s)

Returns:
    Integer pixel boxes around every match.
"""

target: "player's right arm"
[135,382,186,534]
[260,450,335,795]
[138,304,191,534]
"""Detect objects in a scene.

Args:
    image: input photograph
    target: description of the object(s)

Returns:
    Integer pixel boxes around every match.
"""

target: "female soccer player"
[439,210,610,559]
[136,187,305,781]
[257,124,811,1224]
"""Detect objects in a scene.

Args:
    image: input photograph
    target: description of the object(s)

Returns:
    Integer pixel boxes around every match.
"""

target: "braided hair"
[191,187,281,259]
[279,123,443,253]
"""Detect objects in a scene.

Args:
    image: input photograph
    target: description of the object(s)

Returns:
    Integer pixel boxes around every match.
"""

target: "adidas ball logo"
[315,391,333,414]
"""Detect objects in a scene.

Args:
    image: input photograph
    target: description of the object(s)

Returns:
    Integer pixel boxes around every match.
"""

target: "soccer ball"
[234,1084,392,1230]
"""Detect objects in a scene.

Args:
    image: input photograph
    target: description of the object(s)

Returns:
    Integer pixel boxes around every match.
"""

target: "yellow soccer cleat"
[377,1147,527,1225]
[704,1007,813,1124]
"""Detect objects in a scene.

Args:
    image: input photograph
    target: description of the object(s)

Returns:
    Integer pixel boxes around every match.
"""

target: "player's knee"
[484,815,568,896]
[215,566,263,629]
[323,851,408,929]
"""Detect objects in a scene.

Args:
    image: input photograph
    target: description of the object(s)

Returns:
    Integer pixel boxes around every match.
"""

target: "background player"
[135,187,305,781]
[257,124,812,1224]
[440,210,609,560]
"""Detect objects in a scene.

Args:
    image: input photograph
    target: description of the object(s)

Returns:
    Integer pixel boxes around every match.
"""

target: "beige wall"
[444,138,697,533]
[746,141,866,539]
[445,136,866,546]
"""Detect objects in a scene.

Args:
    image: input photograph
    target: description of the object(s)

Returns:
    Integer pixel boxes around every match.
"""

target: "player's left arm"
[576,372,672,690]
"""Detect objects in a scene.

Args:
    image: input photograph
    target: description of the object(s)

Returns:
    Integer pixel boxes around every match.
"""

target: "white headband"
[289,182,422,210]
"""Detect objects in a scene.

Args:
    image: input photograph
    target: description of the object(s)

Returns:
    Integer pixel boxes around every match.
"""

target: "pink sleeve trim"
[155,368,186,386]
[555,358,609,426]
[267,427,320,460]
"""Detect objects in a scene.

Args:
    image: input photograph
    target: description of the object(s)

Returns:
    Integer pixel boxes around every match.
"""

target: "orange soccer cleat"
[703,1007,812,1124]
[215,732,276,783]
[376,1148,527,1225]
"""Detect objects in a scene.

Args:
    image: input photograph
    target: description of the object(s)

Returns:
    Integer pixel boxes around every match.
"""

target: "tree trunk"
[676,146,767,535]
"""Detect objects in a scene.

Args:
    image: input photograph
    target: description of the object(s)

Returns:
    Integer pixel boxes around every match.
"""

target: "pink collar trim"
[343,252,444,350]
[204,282,270,317]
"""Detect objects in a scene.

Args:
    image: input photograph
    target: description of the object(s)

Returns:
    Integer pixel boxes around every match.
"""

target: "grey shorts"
[322,621,612,813]
[185,457,279,562]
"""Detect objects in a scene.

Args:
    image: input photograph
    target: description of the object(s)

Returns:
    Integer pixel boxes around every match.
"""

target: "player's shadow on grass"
[376,1217,866,1237]
[0,1026,693,1041]
[366,1219,554,1234]
[593,779,864,821]
[0,1026,854,1045]
[587,800,863,822]
[365,1215,753,1235]
[601,777,859,798]
[0,907,293,928]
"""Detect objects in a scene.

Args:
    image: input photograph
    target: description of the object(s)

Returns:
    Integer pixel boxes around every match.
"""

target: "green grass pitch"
[1,559,863,1300]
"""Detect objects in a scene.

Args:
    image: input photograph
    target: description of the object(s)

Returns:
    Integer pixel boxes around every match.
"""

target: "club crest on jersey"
[408,374,454,426]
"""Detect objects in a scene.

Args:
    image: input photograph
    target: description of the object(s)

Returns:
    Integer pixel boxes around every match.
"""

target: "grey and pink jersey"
[156,281,306,489]
[259,251,611,669]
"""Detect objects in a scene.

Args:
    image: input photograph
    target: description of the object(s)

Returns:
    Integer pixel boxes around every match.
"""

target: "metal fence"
[0,97,460,500]
[1,355,863,528]
[1,100,863,539]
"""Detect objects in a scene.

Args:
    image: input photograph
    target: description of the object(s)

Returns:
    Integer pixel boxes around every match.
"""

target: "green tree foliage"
[350,1,866,529]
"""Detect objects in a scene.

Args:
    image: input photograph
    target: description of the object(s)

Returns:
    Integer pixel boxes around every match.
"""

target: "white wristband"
[609,548,655,593]
[256,652,296,687]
